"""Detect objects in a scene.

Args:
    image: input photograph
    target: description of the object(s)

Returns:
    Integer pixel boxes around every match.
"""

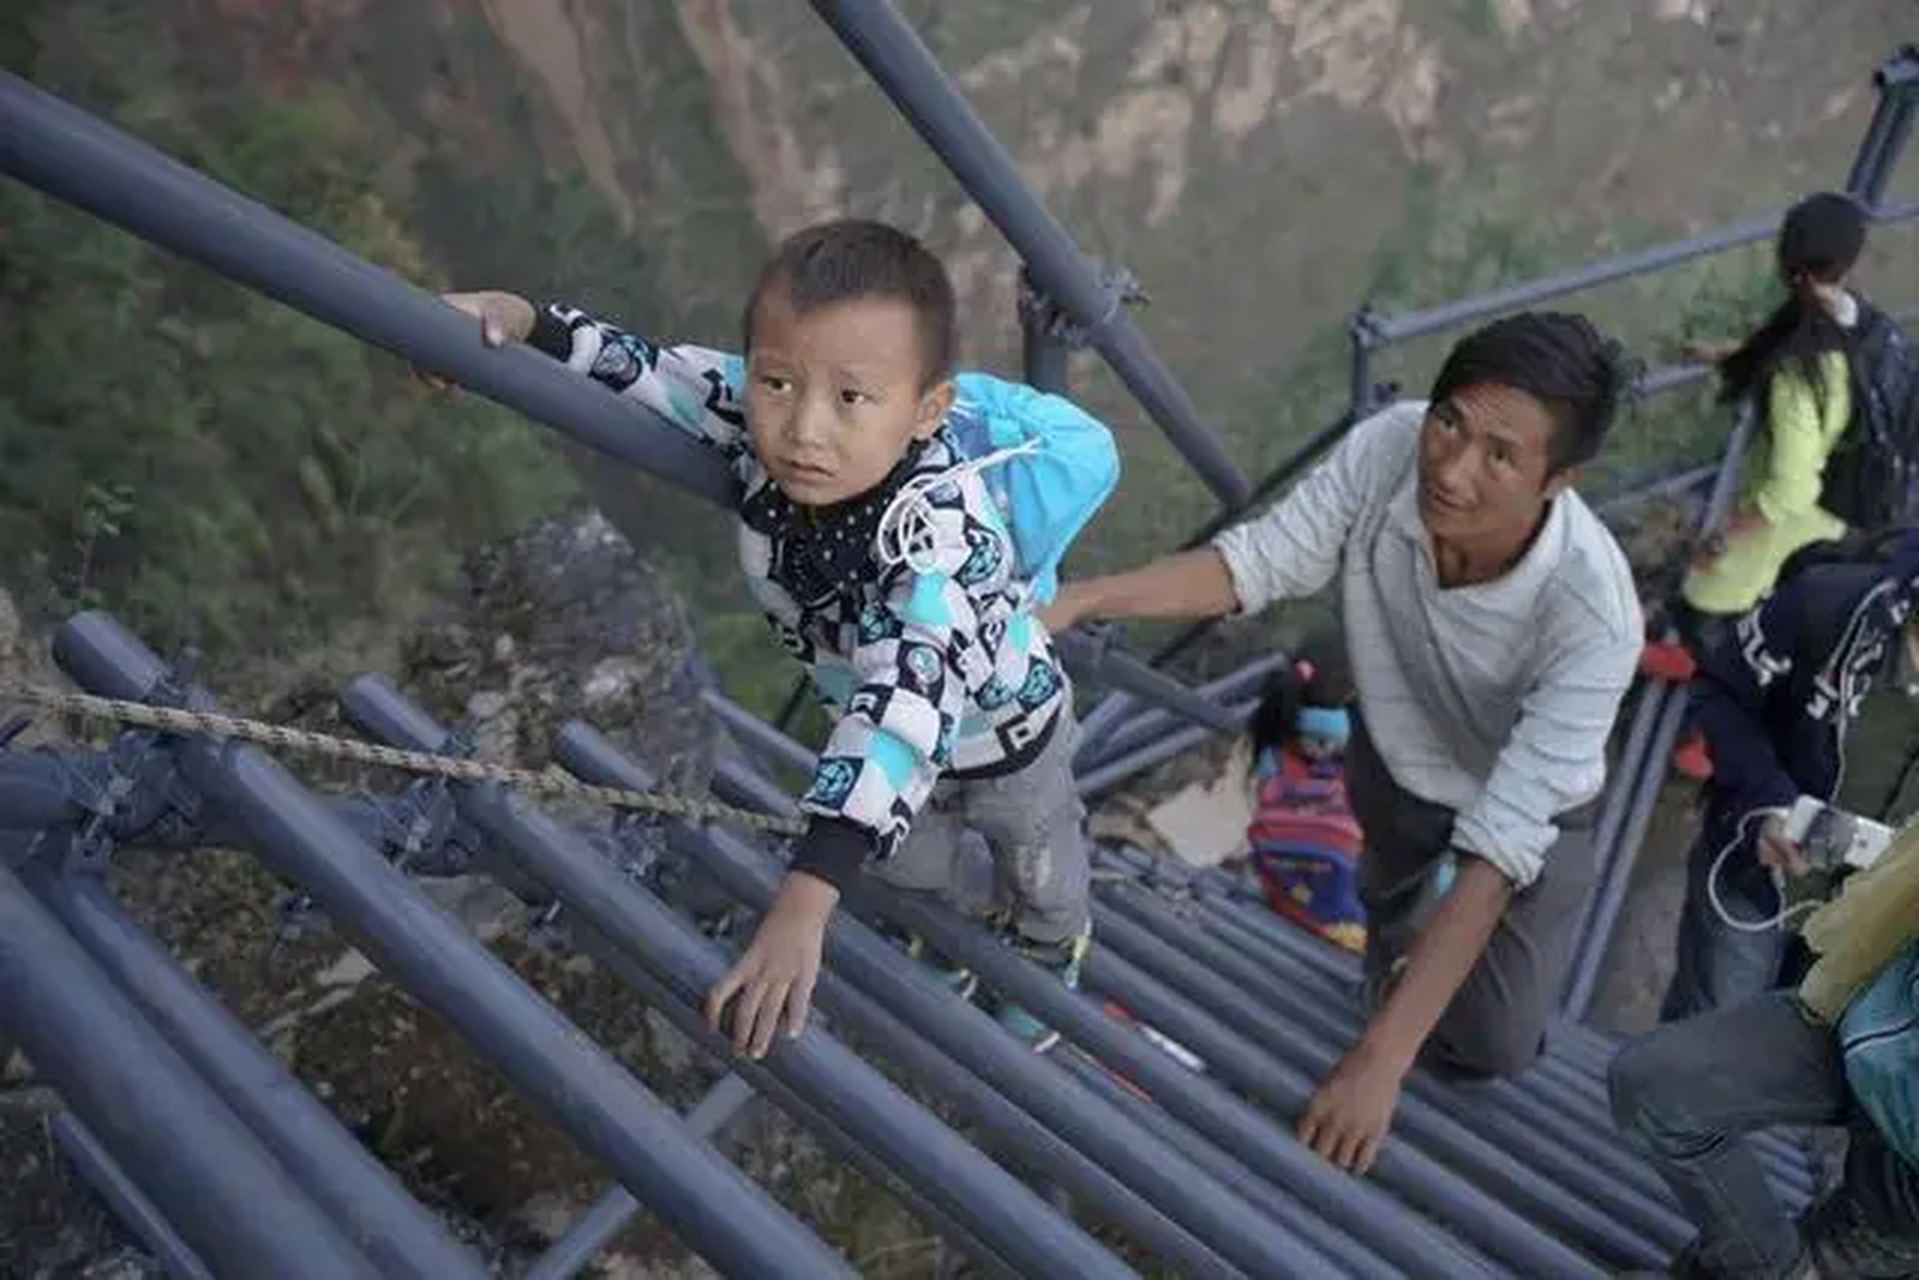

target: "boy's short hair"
[1427,311,1631,475]
[743,219,957,387]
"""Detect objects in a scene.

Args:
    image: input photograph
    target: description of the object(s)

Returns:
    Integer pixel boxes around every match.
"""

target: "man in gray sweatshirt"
[1044,312,1643,1174]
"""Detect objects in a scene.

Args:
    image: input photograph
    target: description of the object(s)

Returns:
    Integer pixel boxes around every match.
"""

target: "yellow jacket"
[1683,352,1852,617]
[1800,816,1919,1022]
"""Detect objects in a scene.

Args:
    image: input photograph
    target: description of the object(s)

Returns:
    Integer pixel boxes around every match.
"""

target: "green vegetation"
[1,0,769,689]
[0,0,1796,723]
[2,23,565,665]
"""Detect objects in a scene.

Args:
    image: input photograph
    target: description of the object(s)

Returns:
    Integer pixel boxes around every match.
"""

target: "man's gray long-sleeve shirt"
[1213,400,1642,888]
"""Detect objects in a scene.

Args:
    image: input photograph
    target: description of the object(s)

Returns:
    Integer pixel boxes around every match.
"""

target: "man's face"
[744,284,953,507]
[1416,382,1569,548]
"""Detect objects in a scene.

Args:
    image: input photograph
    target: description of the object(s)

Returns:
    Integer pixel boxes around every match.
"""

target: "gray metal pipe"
[48,1113,216,1280]
[345,681,1142,1280]
[1098,890,1691,1201]
[0,861,379,1277]
[1373,211,1783,344]
[1080,944,1649,1274]
[51,612,850,1280]
[561,919,1021,1280]
[1561,683,1663,1008]
[24,867,490,1280]
[1051,1051,1424,1280]
[1370,203,1919,348]
[523,1074,758,1280]
[1848,48,1919,205]
[802,949,1233,1277]
[1564,402,1760,1017]
[854,887,1512,1279]
[1090,900,1693,1254]
[1019,276,1074,397]
[1183,867,1818,1183]
[551,720,1330,1279]
[1077,654,1291,772]
[711,755,806,823]
[1072,691,1139,769]
[0,72,736,508]
[1564,688,1691,1019]
[808,0,1250,508]
[1075,702,1258,799]
[1051,630,1242,733]
[701,689,820,777]
[0,749,87,830]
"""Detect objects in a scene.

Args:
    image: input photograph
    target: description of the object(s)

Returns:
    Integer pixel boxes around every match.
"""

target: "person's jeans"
[1611,991,1919,1278]
[1660,827,1792,1024]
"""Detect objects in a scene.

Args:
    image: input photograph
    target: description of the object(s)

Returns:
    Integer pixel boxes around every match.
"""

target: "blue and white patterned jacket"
[529,304,1069,888]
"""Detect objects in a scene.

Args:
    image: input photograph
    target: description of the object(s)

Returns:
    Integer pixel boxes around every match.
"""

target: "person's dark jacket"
[1693,529,1919,897]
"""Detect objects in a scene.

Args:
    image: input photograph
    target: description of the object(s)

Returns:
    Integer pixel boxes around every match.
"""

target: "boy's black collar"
[742,440,931,606]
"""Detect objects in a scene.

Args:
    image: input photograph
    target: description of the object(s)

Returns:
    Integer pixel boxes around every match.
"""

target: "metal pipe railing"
[1075,704,1258,799]
[0,72,738,508]
[809,0,1250,508]
[51,612,851,1280]
[1562,401,1760,1017]
[1097,889,1682,1189]
[1365,200,1919,352]
[1847,47,1919,205]
[1081,946,1619,1276]
[702,689,821,777]
[557,920,1023,1280]
[1051,629,1242,733]
[555,722,1337,1278]
[1076,653,1292,774]
[47,1113,216,1280]
[861,885,1550,1279]
[23,867,490,1280]
[1050,1050,1415,1280]
[344,679,1141,1280]
[1084,930,1667,1269]
[1089,898,1692,1257]
[0,861,380,1277]
[525,1074,759,1280]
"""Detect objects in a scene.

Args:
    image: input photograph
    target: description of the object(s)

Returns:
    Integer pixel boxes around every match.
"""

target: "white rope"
[1707,805,1818,933]
[876,441,1039,575]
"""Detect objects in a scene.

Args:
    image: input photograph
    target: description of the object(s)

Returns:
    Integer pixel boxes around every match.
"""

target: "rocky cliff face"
[0,517,900,1278]
[478,0,1918,561]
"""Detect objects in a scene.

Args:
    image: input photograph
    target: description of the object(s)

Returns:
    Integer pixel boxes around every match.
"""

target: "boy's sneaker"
[995,931,1091,1054]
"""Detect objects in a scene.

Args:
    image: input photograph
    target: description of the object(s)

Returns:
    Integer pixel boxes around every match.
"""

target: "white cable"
[1706,804,1821,933]
[876,440,1040,575]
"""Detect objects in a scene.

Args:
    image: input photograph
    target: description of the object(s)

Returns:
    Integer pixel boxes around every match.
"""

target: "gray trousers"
[1347,716,1598,1079]
[871,704,1090,945]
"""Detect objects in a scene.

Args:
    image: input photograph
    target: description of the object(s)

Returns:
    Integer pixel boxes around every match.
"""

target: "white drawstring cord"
[876,441,1040,575]
[1707,804,1821,933]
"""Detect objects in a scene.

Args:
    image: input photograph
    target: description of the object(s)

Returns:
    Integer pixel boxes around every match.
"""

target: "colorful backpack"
[1246,747,1367,954]
[880,373,1121,604]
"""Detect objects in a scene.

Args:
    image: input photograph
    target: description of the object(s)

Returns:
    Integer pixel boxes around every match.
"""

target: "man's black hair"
[1427,310,1632,474]
[743,219,957,387]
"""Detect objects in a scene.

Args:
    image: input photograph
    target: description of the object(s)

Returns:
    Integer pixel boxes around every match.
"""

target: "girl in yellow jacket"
[1683,192,1870,621]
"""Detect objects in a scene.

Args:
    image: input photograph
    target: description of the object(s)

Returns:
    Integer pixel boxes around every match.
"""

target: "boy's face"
[745,285,955,507]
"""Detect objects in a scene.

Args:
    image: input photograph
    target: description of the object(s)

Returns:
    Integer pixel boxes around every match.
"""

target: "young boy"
[441,219,1092,1057]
